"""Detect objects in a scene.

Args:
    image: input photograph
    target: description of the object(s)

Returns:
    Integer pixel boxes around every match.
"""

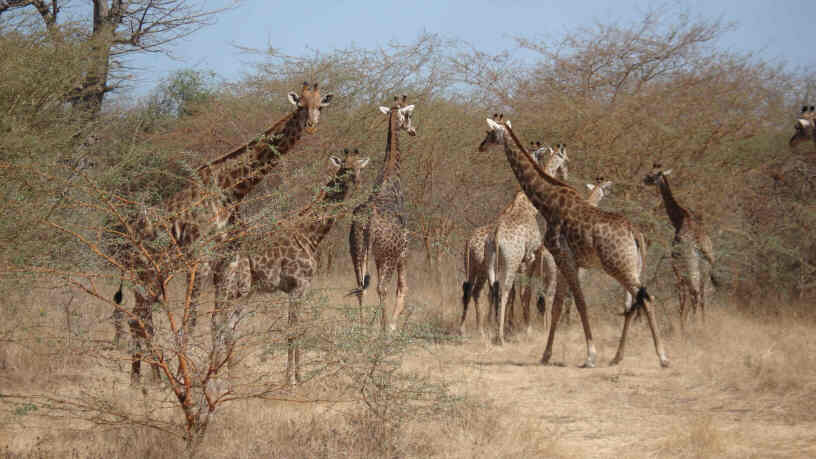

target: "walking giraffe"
[112,82,333,383]
[348,96,416,332]
[479,120,570,344]
[643,164,717,328]
[460,139,565,337]
[219,149,369,385]
[790,105,816,149]
[494,119,667,368]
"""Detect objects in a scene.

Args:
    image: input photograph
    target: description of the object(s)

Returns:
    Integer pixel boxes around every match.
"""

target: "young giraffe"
[643,164,717,328]
[790,105,816,149]
[497,120,668,368]
[348,96,416,332]
[459,139,563,337]
[480,120,570,345]
[112,82,333,383]
[219,149,369,385]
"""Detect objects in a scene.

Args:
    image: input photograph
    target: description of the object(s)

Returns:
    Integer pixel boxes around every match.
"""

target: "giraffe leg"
[642,297,670,368]
[130,286,159,385]
[521,261,537,335]
[610,303,634,366]
[537,249,558,331]
[211,257,244,372]
[505,282,517,336]
[543,235,596,368]
[460,280,472,335]
[287,287,306,386]
[541,286,563,365]
[376,261,396,334]
[348,218,371,321]
[113,294,124,349]
[392,258,407,331]
[473,277,486,338]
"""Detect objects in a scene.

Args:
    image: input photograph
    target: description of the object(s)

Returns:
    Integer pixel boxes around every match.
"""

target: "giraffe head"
[328,148,370,192]
[529,141,569,180]
[478,114,510,152]
[586,176,613,197]
[288,82,333,134]
[530,141,553,164]
[643,163,673,186]
[379,95,416,136]
[790,105,816,149]
[548,144,569,180]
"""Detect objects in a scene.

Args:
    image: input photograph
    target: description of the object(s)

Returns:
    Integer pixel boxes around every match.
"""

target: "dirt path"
[402,315,816,458]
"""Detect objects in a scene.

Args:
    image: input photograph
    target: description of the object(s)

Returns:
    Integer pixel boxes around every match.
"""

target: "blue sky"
[122,0,816,98]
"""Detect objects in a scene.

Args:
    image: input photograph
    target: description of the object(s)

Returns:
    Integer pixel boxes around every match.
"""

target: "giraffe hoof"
[579,360,596,369]
[660,358,671,368]
[609,358,622,366]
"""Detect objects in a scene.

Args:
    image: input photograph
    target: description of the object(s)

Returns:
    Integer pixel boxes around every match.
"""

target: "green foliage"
[146,69,219,119]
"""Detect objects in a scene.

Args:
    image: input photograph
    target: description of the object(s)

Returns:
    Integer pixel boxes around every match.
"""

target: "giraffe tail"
[622,286,652,320]
[709,271,721,289]
[462,281,473,307]
[346,273,370,298]
[462,237,472,306]
[113,277,124,305]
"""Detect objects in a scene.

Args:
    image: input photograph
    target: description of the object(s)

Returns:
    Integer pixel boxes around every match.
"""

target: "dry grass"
[2,262,816,458]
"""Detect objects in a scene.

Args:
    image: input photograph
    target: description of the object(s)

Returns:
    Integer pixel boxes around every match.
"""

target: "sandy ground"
[2,273,815,458]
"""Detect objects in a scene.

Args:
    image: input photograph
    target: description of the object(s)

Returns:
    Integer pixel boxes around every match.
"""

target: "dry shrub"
[656,416,728,459]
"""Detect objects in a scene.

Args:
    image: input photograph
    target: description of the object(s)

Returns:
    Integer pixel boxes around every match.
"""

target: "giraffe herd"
[113,83,811,386]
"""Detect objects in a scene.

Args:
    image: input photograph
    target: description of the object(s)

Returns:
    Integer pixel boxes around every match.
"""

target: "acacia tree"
[0,0,239,118]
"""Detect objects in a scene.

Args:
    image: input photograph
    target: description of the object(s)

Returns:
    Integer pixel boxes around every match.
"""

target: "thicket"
[1,6,814,456]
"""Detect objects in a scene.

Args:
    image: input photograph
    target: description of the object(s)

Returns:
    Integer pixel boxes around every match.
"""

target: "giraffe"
[460,223,493,336]
[790,105,816,149]
[488,118,668,368]
[348,96,416,333]
[459,139,563,337]
[219,149,369,385]
[111,82,333,383]
[643,164,717,328]
[479,121,570,344]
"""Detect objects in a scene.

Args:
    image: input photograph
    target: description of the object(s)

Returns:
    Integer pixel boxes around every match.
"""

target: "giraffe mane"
[198,111,295,172]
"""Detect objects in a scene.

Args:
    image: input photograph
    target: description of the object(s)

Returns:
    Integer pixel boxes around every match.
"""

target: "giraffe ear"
[288,92,301,106]
[586,183,595,191]
[379,106,390,115]
[356,157,371,168]
[320,93,333,107]
[400,105,415,115]
[505,120,512,128]
[663,169,673,176]
[329,155,343,168]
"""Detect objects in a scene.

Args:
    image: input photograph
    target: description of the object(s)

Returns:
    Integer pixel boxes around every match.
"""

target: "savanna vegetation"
[1,3,815,457]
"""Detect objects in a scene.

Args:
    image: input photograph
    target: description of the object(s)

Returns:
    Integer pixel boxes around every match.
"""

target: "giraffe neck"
[501,128,577,223]
[296,174,354,250]
[198,106,309,203]
[375,108,401,185]
[370,108,403,210]
[657,178,687,231]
